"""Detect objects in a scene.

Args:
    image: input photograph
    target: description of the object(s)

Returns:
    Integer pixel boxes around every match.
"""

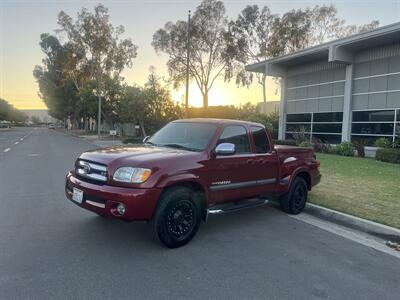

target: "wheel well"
[296,172,311,190]
[161,181,207,209]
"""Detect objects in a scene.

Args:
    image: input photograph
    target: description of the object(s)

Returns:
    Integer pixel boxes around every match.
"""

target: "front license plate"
[72,188,84,204]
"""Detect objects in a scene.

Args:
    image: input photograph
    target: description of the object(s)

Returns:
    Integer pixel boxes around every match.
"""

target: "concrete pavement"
[0,128,399,299]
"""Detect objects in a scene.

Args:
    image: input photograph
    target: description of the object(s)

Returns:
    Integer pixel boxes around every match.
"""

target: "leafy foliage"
[0,98,28,122]
[152,0,228,108]
[34,4,137,127]
[223,4,379,104]
[273,139,297,146]
[119,70,183,136]
[291,126,309,145]
[374,137,392,148]
[312,139,333,154]
[336,141,355,156]
[376,148,400,164]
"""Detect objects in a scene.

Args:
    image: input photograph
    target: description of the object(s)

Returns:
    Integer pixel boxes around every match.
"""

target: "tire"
[152,187,201,248]
[280,177,308,215]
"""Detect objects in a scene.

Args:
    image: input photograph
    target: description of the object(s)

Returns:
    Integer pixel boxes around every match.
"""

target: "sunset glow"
[1,1,398,110]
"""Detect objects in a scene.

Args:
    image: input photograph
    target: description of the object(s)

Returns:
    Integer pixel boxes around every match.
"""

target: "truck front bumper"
[65,172,161,221]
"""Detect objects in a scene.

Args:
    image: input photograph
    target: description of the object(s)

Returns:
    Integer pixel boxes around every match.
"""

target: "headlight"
[113,167,152,183]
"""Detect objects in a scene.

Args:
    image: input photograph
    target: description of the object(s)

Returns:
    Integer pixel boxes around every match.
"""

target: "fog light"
[117,203,126,215]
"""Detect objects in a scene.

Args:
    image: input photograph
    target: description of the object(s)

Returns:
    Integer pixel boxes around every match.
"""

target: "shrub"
[336,141,355,156]
[122,137,143,144]
[353,139,368,157]
[374,137,392,148]
[376,148,400,164]
[299,141,312,148]
[312,138,332,153]
[273,139,297,146]
[291,126,308,145]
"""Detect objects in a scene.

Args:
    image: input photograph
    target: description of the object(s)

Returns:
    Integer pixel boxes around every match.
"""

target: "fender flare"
[156,173,209,200]
[289,166,312,190]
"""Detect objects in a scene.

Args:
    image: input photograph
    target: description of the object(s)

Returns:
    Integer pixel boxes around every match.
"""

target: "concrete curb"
[305,203,400,242]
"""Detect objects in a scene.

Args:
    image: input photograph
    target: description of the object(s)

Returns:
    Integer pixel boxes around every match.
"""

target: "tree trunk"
[203,91,208,109]
[262,74,267,114]
[139,119,147,137]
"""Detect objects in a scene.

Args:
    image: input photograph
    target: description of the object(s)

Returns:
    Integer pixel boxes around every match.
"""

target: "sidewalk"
[59,129,124,147]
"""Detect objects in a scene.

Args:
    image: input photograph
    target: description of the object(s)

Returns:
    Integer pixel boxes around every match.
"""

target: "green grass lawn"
[309,153,400,229]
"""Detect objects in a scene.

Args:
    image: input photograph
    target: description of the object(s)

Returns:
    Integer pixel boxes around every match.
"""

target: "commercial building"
[246,22,400,145]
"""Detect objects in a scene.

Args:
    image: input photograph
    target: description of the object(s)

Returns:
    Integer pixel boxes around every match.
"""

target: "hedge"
[375,148,400,164]
[273,139,297,146]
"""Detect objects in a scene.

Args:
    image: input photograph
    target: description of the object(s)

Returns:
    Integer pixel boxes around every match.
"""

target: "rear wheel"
[280,177,308,214]
[152,187,201,248]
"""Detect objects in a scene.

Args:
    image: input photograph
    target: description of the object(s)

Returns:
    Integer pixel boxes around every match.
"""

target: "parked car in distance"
[0,120,12,128]
[48,123,55,129]
[65,119,321,248]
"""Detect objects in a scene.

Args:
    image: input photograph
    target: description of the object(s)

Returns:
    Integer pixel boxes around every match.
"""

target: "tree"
[119,69,183,136]
[35,4,138,128]
[30,116,41,124]
[224,5,277,105]
[33,34,79,122]
[309,5,379,44]
[224,4,379,109]
[57,4,138,91]
[0,98,28,122]
[152,0,228,108]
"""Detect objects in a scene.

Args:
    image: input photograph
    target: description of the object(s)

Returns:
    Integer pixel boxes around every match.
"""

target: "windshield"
[148,122,217,151]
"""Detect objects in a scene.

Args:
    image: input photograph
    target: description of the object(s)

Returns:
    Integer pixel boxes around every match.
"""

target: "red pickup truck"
[66,119,321,248]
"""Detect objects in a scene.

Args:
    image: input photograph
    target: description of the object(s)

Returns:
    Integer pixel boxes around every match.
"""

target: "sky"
[1,0,400,110]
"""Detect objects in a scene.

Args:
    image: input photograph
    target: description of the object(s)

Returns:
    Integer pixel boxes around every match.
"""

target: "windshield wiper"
[162,143,200,152]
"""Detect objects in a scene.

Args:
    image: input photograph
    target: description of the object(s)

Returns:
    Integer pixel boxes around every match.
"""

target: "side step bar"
[205,198,269,222]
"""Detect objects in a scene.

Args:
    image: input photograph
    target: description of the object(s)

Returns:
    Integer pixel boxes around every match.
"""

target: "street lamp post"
[97,93,101,140]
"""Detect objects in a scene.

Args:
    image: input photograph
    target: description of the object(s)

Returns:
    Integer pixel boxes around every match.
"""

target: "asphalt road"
[0,127,399,300]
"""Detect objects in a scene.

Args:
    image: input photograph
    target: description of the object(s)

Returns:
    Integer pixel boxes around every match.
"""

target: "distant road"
[0,128,399,299]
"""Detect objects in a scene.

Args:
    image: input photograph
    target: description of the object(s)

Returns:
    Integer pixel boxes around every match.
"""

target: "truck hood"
[79,145,202,168]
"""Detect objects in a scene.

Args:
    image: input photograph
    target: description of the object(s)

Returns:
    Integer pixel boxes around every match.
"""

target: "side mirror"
[215,143,235,156]
[143,136,150,143]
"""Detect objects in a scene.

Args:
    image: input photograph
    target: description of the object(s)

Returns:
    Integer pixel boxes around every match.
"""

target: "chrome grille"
[75,159,107,183]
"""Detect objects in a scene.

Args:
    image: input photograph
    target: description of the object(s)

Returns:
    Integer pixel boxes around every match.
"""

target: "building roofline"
[246,21,400,73]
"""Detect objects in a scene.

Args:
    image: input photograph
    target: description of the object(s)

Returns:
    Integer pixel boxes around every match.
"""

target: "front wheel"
[280,177,308,214]
[152,187,201,248]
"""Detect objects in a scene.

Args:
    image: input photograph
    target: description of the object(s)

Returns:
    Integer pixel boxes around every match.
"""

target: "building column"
[278,77,286,140]
[342,64,353,142]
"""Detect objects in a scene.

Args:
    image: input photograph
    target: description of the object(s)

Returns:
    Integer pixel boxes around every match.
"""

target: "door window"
[217,125,250,154]
[251,126,270,153]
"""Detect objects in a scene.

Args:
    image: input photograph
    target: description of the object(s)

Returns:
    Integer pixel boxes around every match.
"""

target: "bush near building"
[335,141,355,156]
[376,148,400,164]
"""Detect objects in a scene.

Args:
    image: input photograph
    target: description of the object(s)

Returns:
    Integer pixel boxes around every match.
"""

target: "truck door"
[248,126,279,196]
[207,125,260,203]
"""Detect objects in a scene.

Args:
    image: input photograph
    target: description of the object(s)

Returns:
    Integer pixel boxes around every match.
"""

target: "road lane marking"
[28,154,40,157]
[3,148,10,153]
[14,141,19,145]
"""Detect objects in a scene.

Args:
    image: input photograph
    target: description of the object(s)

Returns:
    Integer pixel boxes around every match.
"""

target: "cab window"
[251,126,270,153]
[217,125,250,154]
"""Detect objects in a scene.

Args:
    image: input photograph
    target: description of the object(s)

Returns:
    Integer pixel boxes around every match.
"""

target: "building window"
[285,112,343,143]
[353,110,394,122]
[286,113,312,122]
[351,109,399,146]
[312,134,342,144]
[313,112,343,122]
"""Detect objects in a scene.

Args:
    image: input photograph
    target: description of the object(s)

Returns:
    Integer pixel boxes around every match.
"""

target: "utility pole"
[185,10,191,115]
[97,80,101,140]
